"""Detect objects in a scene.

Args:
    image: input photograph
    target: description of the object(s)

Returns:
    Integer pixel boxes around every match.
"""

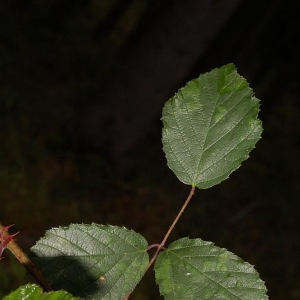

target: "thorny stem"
[146,185,195,272]
[2,186,196,299]
[0,223,53,292]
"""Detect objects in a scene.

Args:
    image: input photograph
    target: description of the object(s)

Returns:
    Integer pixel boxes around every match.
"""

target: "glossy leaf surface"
[30,224,149,299]
[155,238,268,300]
[3,284,78,300]
[162,64,262,188]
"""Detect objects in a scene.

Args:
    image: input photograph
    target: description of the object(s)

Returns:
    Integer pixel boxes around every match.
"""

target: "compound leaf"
[30,224,149,300]
[154,238,268,300]
[162,63,262,189]
[3,284,79,300]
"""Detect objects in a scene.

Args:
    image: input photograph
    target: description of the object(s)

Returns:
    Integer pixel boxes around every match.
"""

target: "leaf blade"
[3,284,79,300]
[162,64,262,189]
[30,224,149,300]
[154,238,268,300]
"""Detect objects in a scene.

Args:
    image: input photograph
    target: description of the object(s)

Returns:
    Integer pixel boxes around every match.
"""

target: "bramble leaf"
[3,284,79,300]
[154,238,268,300]
[162,63,262,189]
[30,224,149,299]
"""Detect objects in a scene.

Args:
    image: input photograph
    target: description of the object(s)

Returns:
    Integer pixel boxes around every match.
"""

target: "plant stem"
[146,185,195,271]
[0,223,53,292]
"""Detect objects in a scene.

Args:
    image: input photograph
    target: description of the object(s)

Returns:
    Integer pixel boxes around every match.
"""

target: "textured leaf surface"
[154,238,268,300]
[3,284,78,300]
[30,224,149,300]
[162,64,262,189]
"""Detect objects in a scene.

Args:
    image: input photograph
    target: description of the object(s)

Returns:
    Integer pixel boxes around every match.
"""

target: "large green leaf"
[3,284,79,300]
[154,238,268,300]
[30,224,149,300]
[162,64,262,189]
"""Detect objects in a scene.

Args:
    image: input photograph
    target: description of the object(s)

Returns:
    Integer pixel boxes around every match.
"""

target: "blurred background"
[1,0,300,299]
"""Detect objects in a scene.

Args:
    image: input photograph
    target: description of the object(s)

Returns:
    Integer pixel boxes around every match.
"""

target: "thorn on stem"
[0,224,19,260]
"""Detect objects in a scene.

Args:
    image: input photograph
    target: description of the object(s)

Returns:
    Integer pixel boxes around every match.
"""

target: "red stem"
[0,223,53,292]
[146,185,195,271]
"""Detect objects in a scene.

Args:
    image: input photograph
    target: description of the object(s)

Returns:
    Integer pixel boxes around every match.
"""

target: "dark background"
[1,0,300,299]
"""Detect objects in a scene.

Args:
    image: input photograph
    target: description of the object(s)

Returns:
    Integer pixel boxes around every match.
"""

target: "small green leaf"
[162,63,262,189]
[3,284,79,300]
[30,224,149,299]
[154,238,268,300]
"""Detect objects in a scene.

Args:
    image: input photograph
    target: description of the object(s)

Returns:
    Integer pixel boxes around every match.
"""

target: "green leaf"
[154,238,268,300]
[3,284,79,300]
[162,63,262,189]
[30,224,149,299]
